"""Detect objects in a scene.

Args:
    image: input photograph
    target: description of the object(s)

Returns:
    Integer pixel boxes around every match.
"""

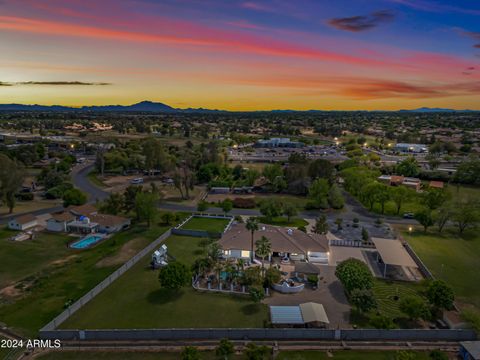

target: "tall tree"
[390,186,411,215]
[0,154,25,213]
[135,191,159,227]
[255,236,271,275]
[246,217,259,262]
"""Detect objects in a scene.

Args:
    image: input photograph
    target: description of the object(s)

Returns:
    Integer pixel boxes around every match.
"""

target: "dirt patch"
[49,255,78,267]
[96,238,145,268]
[0,285,21,299]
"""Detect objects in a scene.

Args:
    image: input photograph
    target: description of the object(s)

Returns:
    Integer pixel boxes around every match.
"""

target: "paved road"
[65,162,417,226]
[72,162,109,202]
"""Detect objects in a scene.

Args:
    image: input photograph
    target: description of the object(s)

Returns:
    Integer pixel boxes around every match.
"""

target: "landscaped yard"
[0,229,71,289]
[0,223,171,337]
[61,234,268,329]
[372,280,426,319]
[180,216,231,233]
[403,226,480,310]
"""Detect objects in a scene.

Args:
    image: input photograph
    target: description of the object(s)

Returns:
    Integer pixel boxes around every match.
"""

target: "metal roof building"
[270,303,329,326]
[270,306,304,325]
[460,341,480,360]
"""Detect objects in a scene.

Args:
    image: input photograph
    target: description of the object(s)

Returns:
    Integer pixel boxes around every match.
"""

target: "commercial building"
[394,143,428,153]
[254,138,304,148]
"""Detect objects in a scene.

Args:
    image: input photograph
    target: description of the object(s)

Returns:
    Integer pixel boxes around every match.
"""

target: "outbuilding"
[8,214,38,231]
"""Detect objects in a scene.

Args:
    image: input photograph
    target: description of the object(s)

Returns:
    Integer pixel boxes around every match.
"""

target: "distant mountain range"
[0,101,476,113]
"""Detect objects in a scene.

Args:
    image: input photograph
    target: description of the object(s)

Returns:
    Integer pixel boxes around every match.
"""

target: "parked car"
[130,177,144,185]
[403,213,415,219]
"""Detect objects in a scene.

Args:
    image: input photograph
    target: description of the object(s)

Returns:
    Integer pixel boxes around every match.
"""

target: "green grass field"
[0,223,170,337]
[181,216,231,233]
[372,280,426,319]
[258,216,308,228]
[0,229,71,289]
[404,226,480,309]
[61,234,268,329]
[37,350,439,360]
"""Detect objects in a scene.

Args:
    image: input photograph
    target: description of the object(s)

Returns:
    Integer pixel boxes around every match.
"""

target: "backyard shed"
[299,302,329,326]
[270,306,304,326]
[270,302,329,327]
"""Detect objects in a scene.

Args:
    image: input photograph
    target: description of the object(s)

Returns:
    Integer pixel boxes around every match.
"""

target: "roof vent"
[287,228,293,235]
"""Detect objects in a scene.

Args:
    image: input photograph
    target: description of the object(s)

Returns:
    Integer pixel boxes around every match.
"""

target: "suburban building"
[378,175,421,191]
[46,212,75,232]
[429,180,444,189]
[254,137,304,148]
[219,223,329,263]
[8,214,38,231]
[67,217,99,234]
[394,143,428,153]
[68,204,98,218]
[270,302,329,328]
[90,214,131,234]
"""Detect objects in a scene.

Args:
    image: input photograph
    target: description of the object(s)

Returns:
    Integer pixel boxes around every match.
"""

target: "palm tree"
[236,258,245,272]
[245,217,259,262]
[255,236,272,276]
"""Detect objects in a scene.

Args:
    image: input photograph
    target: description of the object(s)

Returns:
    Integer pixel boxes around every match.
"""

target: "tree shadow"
[146,288,185,304]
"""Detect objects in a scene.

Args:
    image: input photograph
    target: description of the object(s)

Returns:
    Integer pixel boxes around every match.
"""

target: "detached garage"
[8,214,38,231]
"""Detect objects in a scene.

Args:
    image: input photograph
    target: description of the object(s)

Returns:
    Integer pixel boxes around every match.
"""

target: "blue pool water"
[70,234,104,249]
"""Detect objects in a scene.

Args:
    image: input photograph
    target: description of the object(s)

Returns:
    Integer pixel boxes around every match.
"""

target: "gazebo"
[371,237,418,278]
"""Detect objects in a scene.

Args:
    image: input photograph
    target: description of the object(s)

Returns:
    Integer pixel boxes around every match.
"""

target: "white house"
[8,214,38,231]
[46,212,75,232]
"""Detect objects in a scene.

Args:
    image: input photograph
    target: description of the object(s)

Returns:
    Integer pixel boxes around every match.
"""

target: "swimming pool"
[70,234,104,249]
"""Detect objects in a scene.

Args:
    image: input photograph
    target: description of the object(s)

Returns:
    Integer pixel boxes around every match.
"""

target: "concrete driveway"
[264,265,351,328]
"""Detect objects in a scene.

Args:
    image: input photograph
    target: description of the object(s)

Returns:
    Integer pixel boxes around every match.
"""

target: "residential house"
[90,214,131,234]
[219,223,329,263]
[8,214,38,231]
[46,212,75,232]
[68,204,98,218]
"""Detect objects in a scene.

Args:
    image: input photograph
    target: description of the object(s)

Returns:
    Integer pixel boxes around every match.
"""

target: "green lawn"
[0,223,170,337]
[0,229,71,289]
[372,280,426,319]
[255,194,309,209]
[404,226,480,309]
[258,216,308,228]
[181,216,231,233]
[61,234,268,329]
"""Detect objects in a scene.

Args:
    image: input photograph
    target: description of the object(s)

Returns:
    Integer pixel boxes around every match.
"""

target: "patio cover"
[299,302,329,324]
[371,238,417,268]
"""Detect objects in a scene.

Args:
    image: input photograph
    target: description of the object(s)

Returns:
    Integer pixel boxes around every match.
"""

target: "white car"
[130,178,144,184]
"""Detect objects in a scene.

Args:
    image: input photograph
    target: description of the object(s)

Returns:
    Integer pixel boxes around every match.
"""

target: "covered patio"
[371,237,420,281]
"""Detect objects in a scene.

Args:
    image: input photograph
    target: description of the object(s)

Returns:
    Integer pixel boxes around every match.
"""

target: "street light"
[408,226,413,234]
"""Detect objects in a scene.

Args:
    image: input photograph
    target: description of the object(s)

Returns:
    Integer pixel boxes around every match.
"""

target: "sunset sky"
[1,0,479,110]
